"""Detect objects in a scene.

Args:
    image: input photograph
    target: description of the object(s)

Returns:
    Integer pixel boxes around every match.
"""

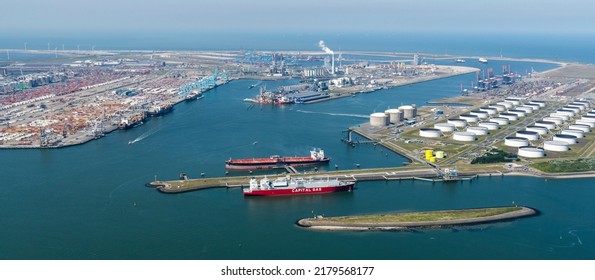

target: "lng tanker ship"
[225,148,330,170]
[244,176,355,196]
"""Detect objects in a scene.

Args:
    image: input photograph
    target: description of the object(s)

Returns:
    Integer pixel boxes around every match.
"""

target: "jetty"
[296,206,538,231]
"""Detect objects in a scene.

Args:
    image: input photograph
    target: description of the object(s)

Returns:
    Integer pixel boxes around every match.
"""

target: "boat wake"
[296,110,368,119]
[129,126,161,144]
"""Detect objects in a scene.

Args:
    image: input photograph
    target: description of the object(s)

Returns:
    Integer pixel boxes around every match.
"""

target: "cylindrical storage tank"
[434,123,456,133]
[499,113,519,121]
[557,109,576,117]
[561,129,585,138]
[505,137,530,147]
[467,126,489,136]
[526,126,548,135]
[516,130,540,141]
[534,121,556,130]
[569,103,586,111]
[529,100,547,108]
[553,134,578,145]
[435,151,445,159]
[573,100,590,107]
[504,98,521,106]
[497,101,514,109]
[478,121,499,130]
[459,114,480,123]
[562,106,581,114]
[550,113,570,121]
[582,116,595,122]
[425,150,434,159]
[516,106,534,114]
[525,103,540,111]
[419,128,442,138]
[508,109,527,117]
[370,113,388,127]
[429,157,436,163]
[518,146,545,158]
[542,117,563,125]
[469,110,489,119]
[489,104,506,112]
[586,112,595,117]
[544,141,569,152]
[575,119,595,128]
[490,117,510,125]
[447,118,468,128]
[398,105,417,119]
[452,131,477,142]
[384,109,403,124]
[569,124,591,133]
[480,107,498,116]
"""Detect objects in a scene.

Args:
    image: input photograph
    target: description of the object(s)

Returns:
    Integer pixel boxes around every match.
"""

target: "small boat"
[455,58,466,63]
[478,57,488,63]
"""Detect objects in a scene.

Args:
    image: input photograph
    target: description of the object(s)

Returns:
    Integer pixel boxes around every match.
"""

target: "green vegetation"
[471,148,518,164]
[532,157,595,173]
[318,207,520,224]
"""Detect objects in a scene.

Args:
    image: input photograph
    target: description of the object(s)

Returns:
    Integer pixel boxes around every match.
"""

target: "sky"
[2,0,594,35]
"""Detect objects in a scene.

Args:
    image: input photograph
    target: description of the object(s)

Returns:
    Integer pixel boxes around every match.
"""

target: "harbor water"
[1,44,594,259]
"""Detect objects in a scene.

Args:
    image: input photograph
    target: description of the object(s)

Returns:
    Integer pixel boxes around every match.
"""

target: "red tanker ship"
[225,148,329,170]
[243,176,355,196]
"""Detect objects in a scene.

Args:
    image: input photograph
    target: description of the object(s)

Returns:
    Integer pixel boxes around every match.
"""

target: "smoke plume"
[318,40,334,54]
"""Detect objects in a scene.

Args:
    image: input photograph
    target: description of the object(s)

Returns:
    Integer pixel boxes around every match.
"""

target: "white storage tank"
[569,124,591,133]
[550,113,570,121]
[419,128,442,138]
[504,98,521,106]
[489,104,506,112]
[557,109,576,117]
[544,141,570,152]
[447,118,468,128]
[553,134,578,145]
[489,117,510,126]
[370,113,388,127]
[452,131,477,142]
[516,130,540,141]
[508,109,527,117]
[398,105,417,119]
[525,103,540,111]
[459,114,480,123]
[499,113,519,121]
[469,110,490,119]
[562,106,581,114]
[518,146,545,158]
[575,119,595,128]
[529,100,547,108]
[573,100,590,107]
[478,121,499,130]
[582,115,595,122]
[479,107,498,116]
[534,121,556,130]
[526,126,548,135]
[497,101,514,109]
[467,126,489,136]
[569,103,586,111]
[542,117,563,125]
[561,129,585,138]
[586,112,595,117]
[434,123,456,133]
[505,137,530,147]
[384,109,404,124]
[516,106,534,114]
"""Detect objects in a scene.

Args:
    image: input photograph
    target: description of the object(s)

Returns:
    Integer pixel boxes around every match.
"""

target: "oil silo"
[553,134,578,145]
[504,98,521,106]
[434,123,456,133]
[469,110,490,119]
[561,129,584,138]
[479,107,498,116]
[447,118,468,128]
[505,137,529,147]
[525,126,548,135]
[529,100,546,108]
[575,119,595,128]
[516,106,534,114]
[467,126,489,136]
[543,141,569,152]
[459,114,480,123]
[534,121,556,130]
[488,104,506,112]
[384,109,403,124]
[568,124,591,133]
[518,146,545,158]
[507,109,527,118]
[499,113,519,121]
[497,101,514,109]
[489,117,509,125]
[525,103,540,111]
[478,121,499,130]
[452,131,477,141]
[562,106,581,114]
[419,128,442,138]
[516,130,540,141]
[550,113,570,121]
[398,105,417,119]
[369,113,388,127]
[556,109,575,117]
[542,117,563,125]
